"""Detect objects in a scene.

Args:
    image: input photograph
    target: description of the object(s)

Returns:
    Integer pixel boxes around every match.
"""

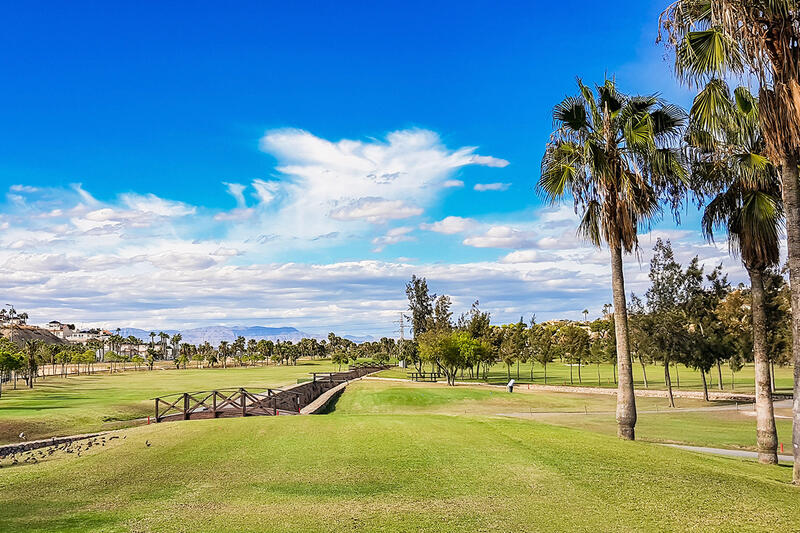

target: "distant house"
[64,328,110,344]
[45,320,76,339]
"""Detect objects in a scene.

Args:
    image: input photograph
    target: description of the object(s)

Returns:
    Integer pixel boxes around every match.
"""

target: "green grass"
[0,412,797,532]
[379,361,795,393]
[1,377,797,531]
[334,380,790,452]
[0,360,336,444]
[333,380,713,416]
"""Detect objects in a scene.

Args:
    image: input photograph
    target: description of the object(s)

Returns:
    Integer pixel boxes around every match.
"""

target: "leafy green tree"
[558,325,590,385]
[660,0,800,483]
[538,78,687,440]
[0,341,23,398]
[328,350,345,371]
[529,323,558,383]
[644,239,693,408]
[405,275,435,339]
[589,317,616,385]
[458,300,492,378]
[499,320,527,380]
[105,350,122,373]
[432,295,453,332]
[131,354,145,370]
[418,330,462,386]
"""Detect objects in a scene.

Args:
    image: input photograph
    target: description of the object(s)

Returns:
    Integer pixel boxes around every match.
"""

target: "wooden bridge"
[153,363,389,423]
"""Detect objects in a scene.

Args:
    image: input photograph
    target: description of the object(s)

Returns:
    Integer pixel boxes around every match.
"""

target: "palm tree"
[22,340,40,388]
[538,78,687,440]
[218,340,229,369]
[158,332,169,358]
[689,81,783,464]
[171,333,182,362]
[660,0,800,483]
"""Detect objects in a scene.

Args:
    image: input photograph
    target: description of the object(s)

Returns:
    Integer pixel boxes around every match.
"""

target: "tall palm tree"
[539,78,687,440]
[218,340,229,369]
[689,81,783,463]
[171,333,182,361]
[660,0,800,482]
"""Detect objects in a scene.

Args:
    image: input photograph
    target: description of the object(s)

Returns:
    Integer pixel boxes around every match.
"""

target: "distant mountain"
[116,326,332,346]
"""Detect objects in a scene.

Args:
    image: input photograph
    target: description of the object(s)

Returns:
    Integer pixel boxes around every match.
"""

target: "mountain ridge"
[116,326,374,346]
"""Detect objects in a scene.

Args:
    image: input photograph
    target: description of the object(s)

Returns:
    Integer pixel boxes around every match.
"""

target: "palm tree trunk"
[749,267,779,464]
[610,243,636,440]
[779,156,800,483]
[771,360,776,393]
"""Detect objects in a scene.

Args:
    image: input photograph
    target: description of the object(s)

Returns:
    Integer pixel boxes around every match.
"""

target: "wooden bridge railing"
[153,365,390,423]
[153,387,302,422]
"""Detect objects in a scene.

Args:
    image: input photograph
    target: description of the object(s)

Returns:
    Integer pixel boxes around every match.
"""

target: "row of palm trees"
[541,2,800,479]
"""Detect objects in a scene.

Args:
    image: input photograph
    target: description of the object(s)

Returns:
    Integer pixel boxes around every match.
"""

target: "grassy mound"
[0,411,796,532]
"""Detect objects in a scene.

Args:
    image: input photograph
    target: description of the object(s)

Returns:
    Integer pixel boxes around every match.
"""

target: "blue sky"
[0,1,740,335]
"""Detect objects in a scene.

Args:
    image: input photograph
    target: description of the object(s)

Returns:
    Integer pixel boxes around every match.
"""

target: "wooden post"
[212,391,218,418]
[240,388,247,417]
[155,397,160,423]
[183,393,190,420]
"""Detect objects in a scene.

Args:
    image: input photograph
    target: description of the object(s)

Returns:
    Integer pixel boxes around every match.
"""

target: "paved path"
[662,444,794,463]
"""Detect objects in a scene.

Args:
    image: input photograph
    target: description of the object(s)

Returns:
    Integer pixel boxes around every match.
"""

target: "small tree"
[418,330,462,386]
[529,323,557,384]
[558,325,590,385]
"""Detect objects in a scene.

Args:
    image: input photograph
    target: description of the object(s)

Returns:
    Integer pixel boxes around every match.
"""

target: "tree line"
[0,330,397,395]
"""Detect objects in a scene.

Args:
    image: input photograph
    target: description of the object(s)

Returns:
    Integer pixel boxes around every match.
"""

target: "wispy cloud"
[474,182,511,192]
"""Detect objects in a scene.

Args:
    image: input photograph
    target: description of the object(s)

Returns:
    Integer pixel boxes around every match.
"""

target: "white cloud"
[214,208,255,222]
[254,128,507,238]
[120,193,196,217]
[474,182,511,192]
[469,155,510,168]
[500,250,541,264]
[462,226,538,249]
[223,182,247,207]
[9,184,39,193]
[420,216,479,234]
[329,197,423,224]
[71,183,98,205]
[443,179,464,188]
[372,226,415,252]
[251,179,281,204]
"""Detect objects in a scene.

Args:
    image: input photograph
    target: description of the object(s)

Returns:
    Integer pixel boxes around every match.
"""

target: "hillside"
[0,326,68,347]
